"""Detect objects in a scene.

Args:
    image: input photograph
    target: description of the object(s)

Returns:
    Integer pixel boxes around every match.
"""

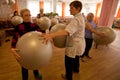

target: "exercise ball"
[5,0,9,4]
[16,31,52,70]
[9,0,15,5]
[50,23,67,48]
[37,17,51,30]
[51,18,59,27]
[11,16,23,26]
[93,27,116,45]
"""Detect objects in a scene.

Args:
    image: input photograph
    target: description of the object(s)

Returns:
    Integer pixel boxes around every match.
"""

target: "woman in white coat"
[42,1,85,80]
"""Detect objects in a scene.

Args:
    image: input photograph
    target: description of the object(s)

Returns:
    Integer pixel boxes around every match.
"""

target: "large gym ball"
[37,17,51,30]
[9,0,15,5]
[11,16,23,26]
[51,18,59,27]
[50,23,67,48]
[93,27,116,45]
[5,0,9,4]
[5,0,15,5]
[16,31,52,70]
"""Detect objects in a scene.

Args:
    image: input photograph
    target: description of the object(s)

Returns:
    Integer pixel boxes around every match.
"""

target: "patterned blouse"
[11,22,45,48]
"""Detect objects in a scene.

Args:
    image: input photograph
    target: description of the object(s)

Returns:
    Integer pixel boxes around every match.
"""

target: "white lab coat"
[65,13,86,58]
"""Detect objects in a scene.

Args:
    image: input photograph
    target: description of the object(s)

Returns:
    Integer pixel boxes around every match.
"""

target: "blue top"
[85,21,96,39]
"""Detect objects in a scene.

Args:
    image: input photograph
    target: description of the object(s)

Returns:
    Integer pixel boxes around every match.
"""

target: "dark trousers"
[81,38,93,57]
[22,67,39,80]
[65,55,80,80]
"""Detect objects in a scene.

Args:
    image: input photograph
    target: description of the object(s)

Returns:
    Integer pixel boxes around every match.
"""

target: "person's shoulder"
[44,13,46,15]
[15,23,24,29]
[31,22,39,27]
[13,24,22,31]
[91,21,96,25]
[18,22,24,26]
[37,13,40,16]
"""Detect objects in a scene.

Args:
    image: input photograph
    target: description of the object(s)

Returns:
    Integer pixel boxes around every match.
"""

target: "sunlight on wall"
[27,1,98,17]
[26,0,108,18]
[44,2,51,13]
[56,2,62,16]
[27,0,39,17]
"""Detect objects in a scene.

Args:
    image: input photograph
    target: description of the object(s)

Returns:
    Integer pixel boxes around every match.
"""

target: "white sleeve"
[65,18,78,36]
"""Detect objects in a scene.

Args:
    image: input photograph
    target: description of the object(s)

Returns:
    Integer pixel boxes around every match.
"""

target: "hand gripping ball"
[50,23,67,48]
[16,31,52,70]
[93,27,116,45]
[11,16,23,26]
[37,17,51,30]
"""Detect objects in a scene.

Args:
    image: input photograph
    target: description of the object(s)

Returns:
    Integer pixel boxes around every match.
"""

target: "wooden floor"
[0,28,120,80]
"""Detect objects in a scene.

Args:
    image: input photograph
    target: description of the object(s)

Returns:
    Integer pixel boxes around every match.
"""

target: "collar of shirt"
[74,13,81,17]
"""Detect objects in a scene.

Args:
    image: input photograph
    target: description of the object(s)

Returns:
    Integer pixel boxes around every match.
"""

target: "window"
[44,1,51,13]
[56,2,62,16]
[27,0,39,17]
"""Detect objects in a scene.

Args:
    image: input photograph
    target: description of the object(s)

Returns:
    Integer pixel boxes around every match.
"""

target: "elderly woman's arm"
[42,30,68,44]
[85,22,105,38]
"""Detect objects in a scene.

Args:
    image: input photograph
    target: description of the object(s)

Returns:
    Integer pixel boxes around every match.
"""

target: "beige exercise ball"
[9,0,15,5]
[51,18,59,27]
[93,27,116,45]
[37,17,51,30]
[5,0,9,4]
[50,23,67,48]
[16,31,52,70]
[11,16,23,26]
